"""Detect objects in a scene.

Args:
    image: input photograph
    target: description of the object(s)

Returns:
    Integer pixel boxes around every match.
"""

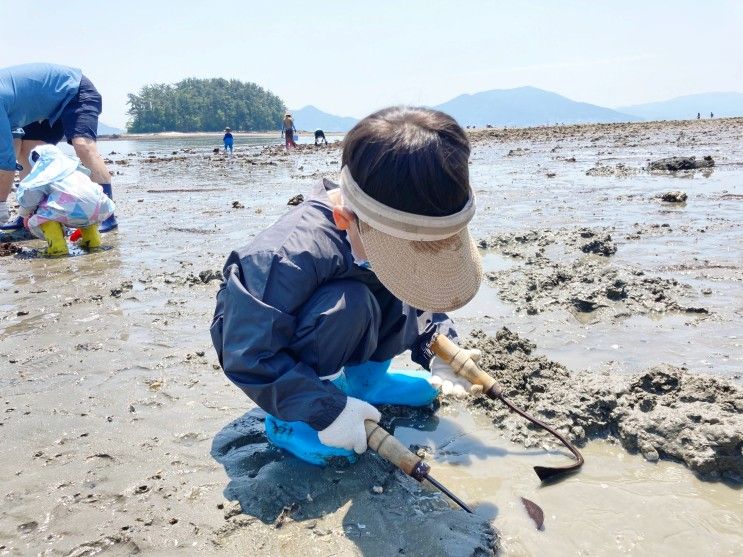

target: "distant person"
[0,63,118,232]
[223,127,234,153]
[710,112,714,118]
[697,112,701,119]
[282,112,297,149]
[314,129,328,145]
[16,145,115,255]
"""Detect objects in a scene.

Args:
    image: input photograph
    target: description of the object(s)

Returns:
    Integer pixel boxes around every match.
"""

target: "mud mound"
[481,227,706,318]
[585,163,640,177]
[211,411,498,556]
[463,328,743,481]
[259,142,343,157]
[479,227,617,259]
[486,254,705,317]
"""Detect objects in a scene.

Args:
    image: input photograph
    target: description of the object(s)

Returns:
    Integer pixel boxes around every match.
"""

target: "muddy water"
[1,119,741,555]
[394,407,742,557]
[455,122,742,379]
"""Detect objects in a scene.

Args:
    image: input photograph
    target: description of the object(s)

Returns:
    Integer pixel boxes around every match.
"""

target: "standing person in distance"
[223,127,234,154]
[282,112,297,149]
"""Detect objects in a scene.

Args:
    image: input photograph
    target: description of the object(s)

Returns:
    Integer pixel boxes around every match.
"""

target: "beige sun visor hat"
[340,165,482,313]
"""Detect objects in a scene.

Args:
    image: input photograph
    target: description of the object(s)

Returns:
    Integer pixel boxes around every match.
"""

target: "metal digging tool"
[430,334,584,482]
[364,420,473,513]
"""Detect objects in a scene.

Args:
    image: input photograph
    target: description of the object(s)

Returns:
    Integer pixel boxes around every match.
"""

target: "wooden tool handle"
[364,420,421,476]
[430,334,498,393]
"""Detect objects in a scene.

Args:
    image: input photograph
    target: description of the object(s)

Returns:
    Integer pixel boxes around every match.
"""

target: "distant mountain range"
[288,88,743,132]
[433,86,639,127]
[290,105,359,133]
[98,122,124,135]
[618,92,743,121]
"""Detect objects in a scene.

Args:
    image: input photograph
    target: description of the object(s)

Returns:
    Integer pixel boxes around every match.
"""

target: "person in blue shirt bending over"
[0,63,118,232]
[223,127,234,154]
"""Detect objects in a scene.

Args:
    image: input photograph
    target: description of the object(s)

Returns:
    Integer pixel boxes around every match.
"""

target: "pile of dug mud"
[463,328,743,481]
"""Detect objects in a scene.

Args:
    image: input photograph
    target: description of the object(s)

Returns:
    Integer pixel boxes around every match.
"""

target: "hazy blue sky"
[2,1,741,128]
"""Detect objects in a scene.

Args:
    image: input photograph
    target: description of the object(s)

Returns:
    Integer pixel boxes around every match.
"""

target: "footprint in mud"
[211,409,499,556]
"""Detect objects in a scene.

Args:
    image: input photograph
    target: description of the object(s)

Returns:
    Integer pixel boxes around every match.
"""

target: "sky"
[2,1,741,129]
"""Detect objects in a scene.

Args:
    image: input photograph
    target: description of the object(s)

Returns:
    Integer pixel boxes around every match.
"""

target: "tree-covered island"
[126,78,285,132]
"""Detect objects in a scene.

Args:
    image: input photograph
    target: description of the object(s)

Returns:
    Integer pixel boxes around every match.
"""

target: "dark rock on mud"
[211,411,499,555]
[661,191,688,203]
[648,156,714,171]
[287,194,304,206]
[0,241,21,257]
[463,328,743,481]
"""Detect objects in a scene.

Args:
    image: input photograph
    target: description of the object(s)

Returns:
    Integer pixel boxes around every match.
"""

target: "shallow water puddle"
[392,407,742,556]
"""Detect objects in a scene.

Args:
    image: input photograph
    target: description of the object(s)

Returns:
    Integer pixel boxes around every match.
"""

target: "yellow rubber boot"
[79,224,102,250]
[39,221,68,256]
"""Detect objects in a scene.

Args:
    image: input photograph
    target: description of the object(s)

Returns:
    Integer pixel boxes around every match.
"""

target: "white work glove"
[430,349,482,398]
[0,201,8,225]
[318,396,381,454]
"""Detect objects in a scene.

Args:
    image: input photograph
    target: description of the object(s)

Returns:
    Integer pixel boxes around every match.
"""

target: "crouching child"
[211,106,484,466]
[17,144,115,255]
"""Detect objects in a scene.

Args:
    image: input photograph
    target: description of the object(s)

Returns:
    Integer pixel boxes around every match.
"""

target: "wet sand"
[1,118,741,555]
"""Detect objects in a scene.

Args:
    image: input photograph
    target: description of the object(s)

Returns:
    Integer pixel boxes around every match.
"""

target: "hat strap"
[339,166,475,241]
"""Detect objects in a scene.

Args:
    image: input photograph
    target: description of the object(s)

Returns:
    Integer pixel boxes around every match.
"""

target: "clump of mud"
[260,142,343,157]
[479,227,616,259]
[0,241,21,257]
[286,194,304,206]
[463,328,743,481]
[211,411,498,556]
[184,269,223,285]
[585,163,640,177]
[486,254,704,317]
[660,191,688,203]
[481,226,707,318]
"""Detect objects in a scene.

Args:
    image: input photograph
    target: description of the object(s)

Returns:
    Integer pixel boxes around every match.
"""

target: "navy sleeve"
[410,311,458,370]
[210,248,347,431]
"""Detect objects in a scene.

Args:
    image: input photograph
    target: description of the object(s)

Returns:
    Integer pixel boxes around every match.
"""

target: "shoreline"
[98,130,346,141]
[97,116,743,141]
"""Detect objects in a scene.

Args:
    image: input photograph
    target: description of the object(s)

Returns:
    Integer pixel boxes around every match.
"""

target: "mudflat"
[1,118,741,556]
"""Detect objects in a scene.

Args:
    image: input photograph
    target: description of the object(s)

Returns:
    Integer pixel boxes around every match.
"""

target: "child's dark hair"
[341,106,470,217]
